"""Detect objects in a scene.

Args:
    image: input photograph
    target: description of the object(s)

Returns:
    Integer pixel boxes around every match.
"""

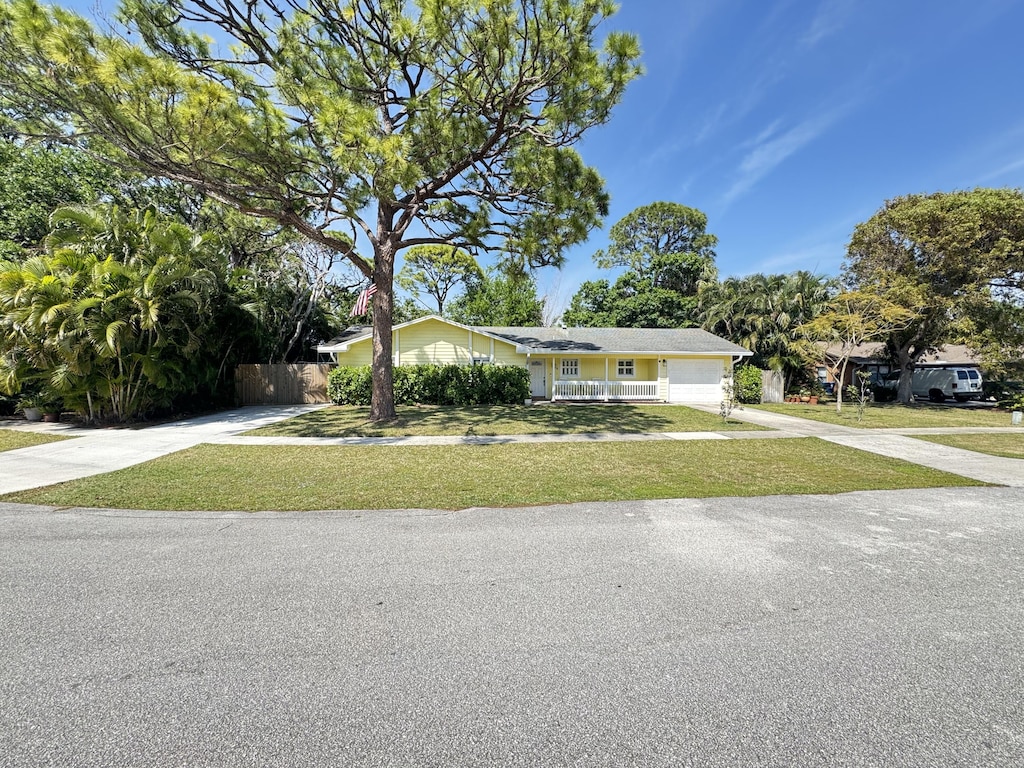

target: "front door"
[529,361,546,397]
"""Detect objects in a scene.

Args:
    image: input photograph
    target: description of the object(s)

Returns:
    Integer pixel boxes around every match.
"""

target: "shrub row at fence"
[328,364,530,406]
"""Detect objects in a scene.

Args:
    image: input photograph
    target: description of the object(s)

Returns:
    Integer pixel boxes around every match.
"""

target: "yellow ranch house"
[317,316,752,404]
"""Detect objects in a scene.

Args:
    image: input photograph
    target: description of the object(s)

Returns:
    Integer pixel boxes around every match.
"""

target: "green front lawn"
[751,403,1020,429]
[912,433,1024,459]
[0,428,72,453]
[247,403,767,438]
[2,439,983,511]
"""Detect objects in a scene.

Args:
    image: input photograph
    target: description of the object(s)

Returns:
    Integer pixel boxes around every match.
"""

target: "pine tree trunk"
[369,241,397,422]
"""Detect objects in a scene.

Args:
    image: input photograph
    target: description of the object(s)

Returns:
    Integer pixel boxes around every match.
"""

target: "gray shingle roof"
[480,326,751,356]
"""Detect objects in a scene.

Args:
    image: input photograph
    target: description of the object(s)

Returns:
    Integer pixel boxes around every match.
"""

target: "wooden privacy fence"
[760,370,784,403]
[235,364,333,405]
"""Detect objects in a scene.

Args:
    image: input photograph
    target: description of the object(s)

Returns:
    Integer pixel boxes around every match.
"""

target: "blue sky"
[540,0,1024,311]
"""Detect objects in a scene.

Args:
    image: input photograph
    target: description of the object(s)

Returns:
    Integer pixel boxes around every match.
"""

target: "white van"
[911,366,983,402]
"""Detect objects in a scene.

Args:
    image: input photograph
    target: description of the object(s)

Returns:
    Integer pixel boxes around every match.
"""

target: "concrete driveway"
[2,487,1022,767]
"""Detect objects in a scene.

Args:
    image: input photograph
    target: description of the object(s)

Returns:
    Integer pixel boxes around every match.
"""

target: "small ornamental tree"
[0,0,642,420]
[800,290,915,413]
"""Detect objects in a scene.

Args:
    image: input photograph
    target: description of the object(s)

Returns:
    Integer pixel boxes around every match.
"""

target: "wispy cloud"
[721,110,844,205]
[976,156,1024,184]
[801,0,853,47]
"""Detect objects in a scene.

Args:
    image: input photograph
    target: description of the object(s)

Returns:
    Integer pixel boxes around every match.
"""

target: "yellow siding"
[333,345,373,367]
[332,319,525,368]
[547,356,660,381]
[492,341,527,366]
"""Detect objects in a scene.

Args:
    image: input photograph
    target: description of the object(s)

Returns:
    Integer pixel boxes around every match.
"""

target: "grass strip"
[2,438,984,512]
[0,428,73,453]
[912,433,1024,460]
[752,403,1020,429]
[246,404,766,438]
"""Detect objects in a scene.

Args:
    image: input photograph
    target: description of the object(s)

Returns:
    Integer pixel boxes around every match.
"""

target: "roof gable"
[318,316,751,357]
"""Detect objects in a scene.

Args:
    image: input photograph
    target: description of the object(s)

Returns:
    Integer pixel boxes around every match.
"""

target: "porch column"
[604,358,609,402]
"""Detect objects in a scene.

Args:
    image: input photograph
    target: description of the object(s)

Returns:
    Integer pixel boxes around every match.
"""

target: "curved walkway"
[1,403,1022,494]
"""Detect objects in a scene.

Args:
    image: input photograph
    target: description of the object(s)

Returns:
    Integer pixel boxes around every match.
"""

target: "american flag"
[349,283,378,317]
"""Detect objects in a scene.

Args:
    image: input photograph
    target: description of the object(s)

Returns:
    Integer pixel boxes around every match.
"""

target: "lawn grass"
[246,403,767,438]
[751,402,1020,429]
[0,428,72,453]
[2,438,984,511]
[912,433,1024,460]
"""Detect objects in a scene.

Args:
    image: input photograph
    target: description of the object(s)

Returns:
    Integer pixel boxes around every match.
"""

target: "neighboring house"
[317,315,751,403]
[819,342,981,389]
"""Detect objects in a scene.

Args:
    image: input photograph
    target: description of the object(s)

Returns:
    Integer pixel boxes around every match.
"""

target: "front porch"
[552,379,660,402]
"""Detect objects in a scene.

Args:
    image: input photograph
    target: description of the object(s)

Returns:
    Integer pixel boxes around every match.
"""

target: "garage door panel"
[667,359,723,403]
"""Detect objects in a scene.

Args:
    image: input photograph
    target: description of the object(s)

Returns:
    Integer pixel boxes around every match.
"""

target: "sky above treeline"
[59,0,1024,314]
[546,0,1024,308]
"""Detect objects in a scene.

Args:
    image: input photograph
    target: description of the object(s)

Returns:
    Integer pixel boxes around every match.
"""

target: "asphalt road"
[2,488,1023,767]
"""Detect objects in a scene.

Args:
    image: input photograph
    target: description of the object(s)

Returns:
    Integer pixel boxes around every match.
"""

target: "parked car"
[912,366,983,402]
[872,367,984,403]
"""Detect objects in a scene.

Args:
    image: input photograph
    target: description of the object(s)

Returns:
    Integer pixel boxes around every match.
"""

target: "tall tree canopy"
[0,139,122,254]
[844,188,1024,403]
[0,0,641,419]
[396,245,482,316]
[564,201,718,328]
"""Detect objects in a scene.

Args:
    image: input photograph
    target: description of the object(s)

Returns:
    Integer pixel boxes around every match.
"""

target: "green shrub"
[327,363,529,406]
[733,364,763,404]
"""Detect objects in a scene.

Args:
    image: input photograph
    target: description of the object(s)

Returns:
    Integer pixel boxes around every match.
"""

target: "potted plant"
[40,390,63,422]
[17,393,45,422]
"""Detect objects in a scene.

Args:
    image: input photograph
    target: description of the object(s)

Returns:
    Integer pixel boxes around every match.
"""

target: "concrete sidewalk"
[2,403,1023,493]
[0,405,326,494]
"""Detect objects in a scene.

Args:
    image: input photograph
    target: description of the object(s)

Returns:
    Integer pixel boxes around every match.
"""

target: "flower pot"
[800,396,810,403]
[808,396,818,405]
[23,407,42,422]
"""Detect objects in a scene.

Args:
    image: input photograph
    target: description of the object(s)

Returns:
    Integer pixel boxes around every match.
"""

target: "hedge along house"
[317,316,752,404]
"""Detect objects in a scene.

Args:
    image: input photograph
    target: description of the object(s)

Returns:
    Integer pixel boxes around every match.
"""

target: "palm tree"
[700,271,836,390]
[0,205,222,421]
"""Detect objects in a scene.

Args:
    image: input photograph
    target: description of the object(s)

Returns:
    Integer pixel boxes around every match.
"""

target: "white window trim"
[561,358,579,378]
[617,358,636,379]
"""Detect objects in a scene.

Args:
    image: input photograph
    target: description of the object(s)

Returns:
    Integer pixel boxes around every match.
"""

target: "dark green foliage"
[0,139,123,249]
[565,202,718,328]
[733,364,763,404]
[563,274,698,328]
[329,364,530,407]
[448,268,544,326]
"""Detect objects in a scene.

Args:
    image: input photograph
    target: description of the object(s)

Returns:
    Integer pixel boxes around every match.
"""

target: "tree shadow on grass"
[255,403,735,437]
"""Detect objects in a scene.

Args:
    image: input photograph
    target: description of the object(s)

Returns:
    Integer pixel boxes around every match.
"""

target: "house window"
[617,359,635,378]
[561,359,579,378]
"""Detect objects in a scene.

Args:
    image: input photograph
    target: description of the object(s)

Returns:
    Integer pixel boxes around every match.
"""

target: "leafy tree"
[700,271,836,390]
[397,245,482,316]
[448,267,544,326]
[595,201,718,288]
[0,205,221,421]
[563,273,698,328]
[844,188,1024,404]
[799,289,915,412]
[0,0,641,420]
[0,138,122,251]
[565,202,718,328]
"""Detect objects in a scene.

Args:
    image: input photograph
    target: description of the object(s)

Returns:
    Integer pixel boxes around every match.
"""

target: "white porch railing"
[552,380,660,402]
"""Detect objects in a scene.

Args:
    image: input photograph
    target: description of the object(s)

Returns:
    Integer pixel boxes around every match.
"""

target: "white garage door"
[667,359,724,403]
